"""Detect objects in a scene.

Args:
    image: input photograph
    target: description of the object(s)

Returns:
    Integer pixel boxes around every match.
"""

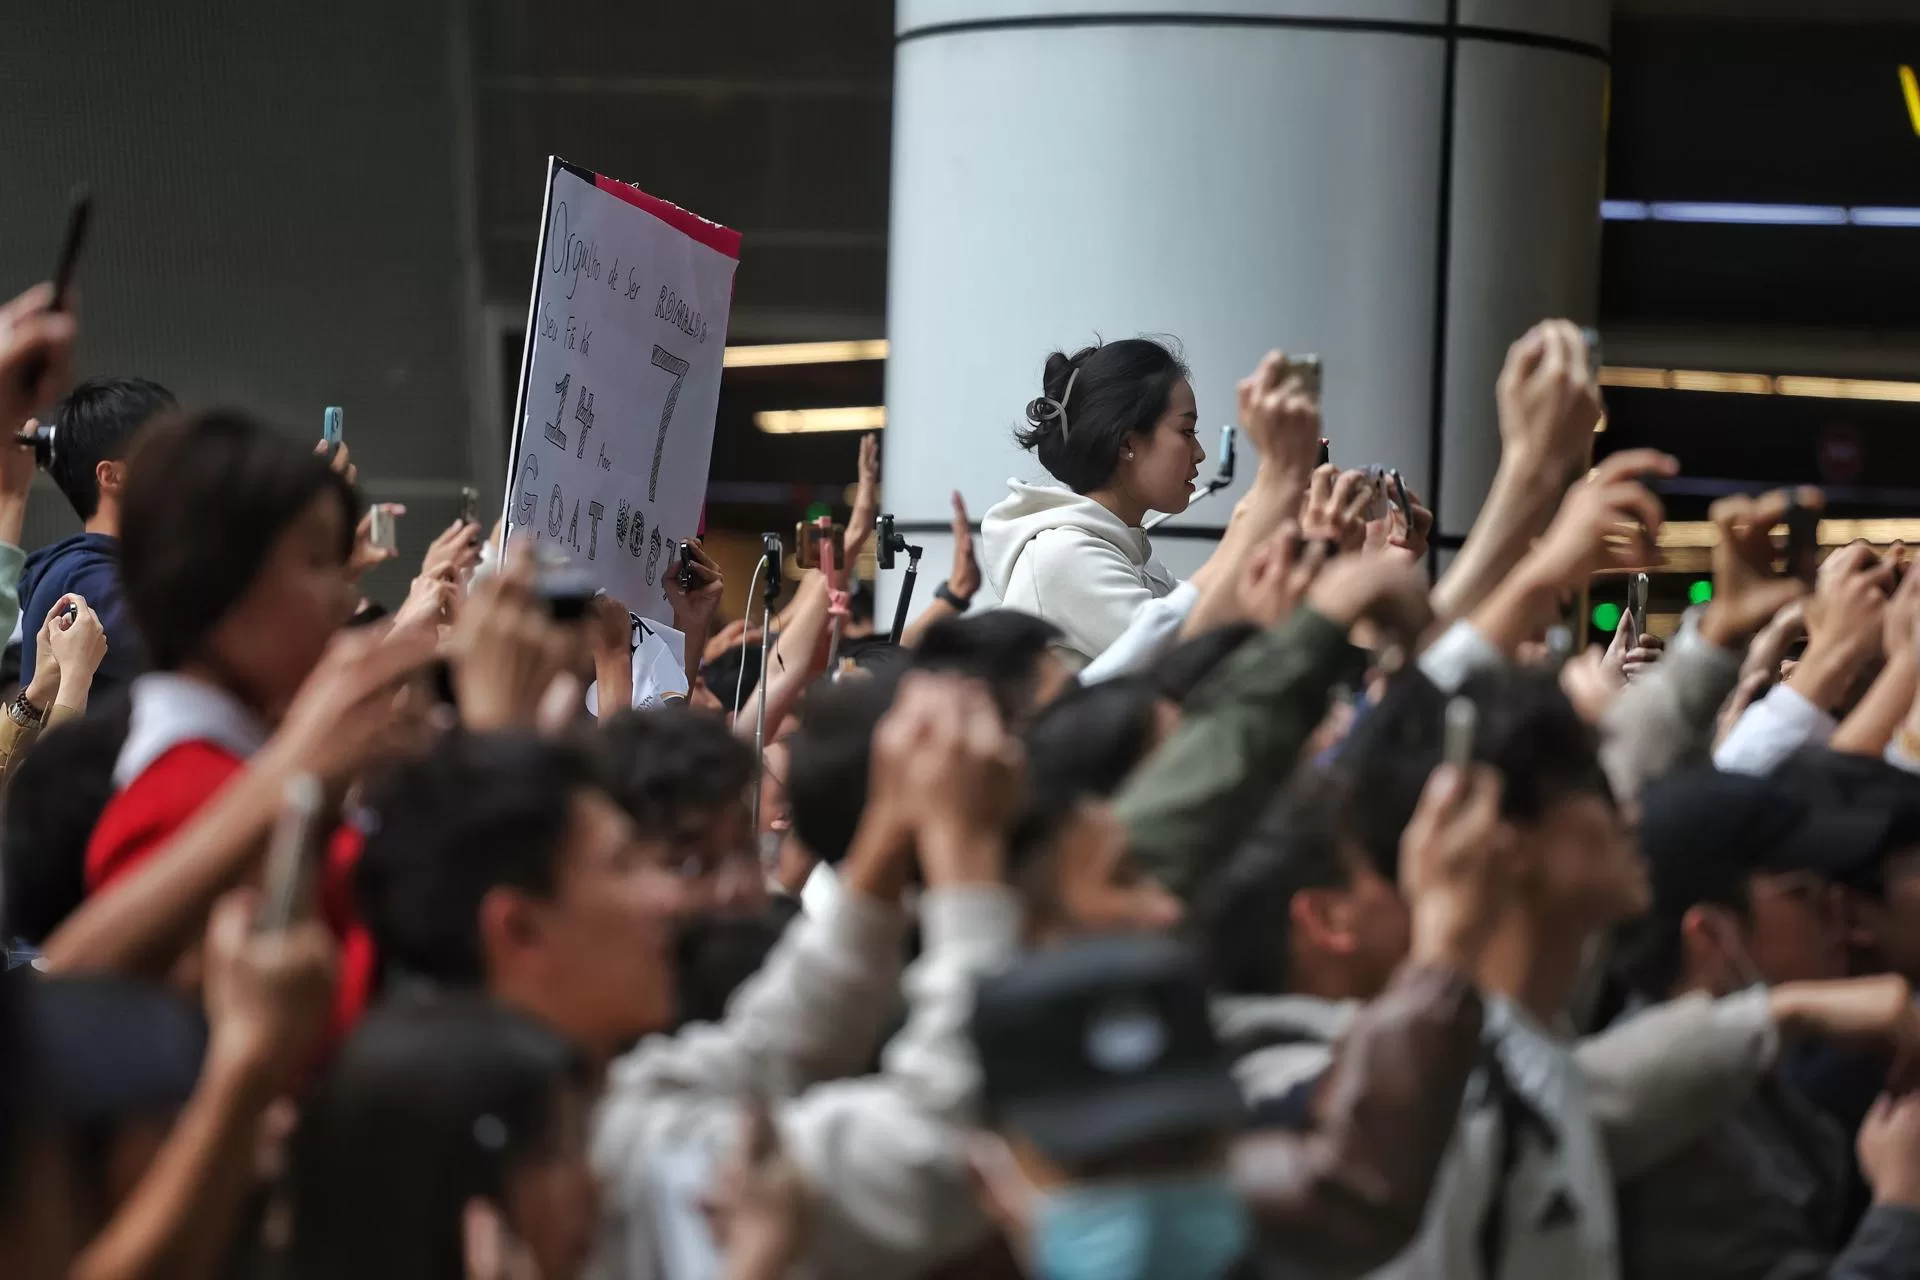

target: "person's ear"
[1679,903,1746,991]
[94,458,125,500]
[477,887,546,974]
[1291,888,1357,956]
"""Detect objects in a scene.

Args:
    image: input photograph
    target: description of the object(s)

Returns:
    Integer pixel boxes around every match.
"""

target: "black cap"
[1640,766,1893,917]
[23,973,207,1125]
[970,935,1245,1168]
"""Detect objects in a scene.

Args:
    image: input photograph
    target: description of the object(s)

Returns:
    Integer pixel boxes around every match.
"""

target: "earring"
[1124,449,1134,459]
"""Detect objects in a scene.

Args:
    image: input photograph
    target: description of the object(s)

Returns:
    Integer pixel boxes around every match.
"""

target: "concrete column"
[880,0,1609,621]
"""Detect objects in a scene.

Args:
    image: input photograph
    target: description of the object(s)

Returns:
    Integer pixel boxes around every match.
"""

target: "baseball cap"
[969,935,1245,1168]
[20,972,207,1125]
[1639,766,1894,917]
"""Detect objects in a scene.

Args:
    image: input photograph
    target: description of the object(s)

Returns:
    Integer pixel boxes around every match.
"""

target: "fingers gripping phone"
[1784,504,1820,584]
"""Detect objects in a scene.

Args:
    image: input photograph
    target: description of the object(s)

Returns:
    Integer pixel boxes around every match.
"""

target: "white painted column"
[879,0,1609,622]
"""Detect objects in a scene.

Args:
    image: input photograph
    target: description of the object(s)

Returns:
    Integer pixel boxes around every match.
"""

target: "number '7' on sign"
[649,344,690,502]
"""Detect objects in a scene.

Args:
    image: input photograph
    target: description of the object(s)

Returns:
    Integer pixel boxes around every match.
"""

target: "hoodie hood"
[980,480,1155,599]
[18,532,119,613]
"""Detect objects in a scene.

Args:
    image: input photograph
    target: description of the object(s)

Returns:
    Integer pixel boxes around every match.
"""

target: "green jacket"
[1114,606,1359,902]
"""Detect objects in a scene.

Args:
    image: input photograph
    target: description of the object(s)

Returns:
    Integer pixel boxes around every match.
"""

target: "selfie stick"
[748,532,783,837]
[877,516,924,646]
[1143,424,1238,532]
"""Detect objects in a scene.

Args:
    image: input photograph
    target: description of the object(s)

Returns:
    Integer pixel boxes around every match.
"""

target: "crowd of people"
[3,271,1920,1280]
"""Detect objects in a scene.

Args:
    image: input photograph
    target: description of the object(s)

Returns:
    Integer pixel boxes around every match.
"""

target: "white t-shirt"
[586,618,690,716]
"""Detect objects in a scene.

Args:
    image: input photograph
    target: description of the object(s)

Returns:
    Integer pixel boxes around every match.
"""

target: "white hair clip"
[1028,367,1081,440]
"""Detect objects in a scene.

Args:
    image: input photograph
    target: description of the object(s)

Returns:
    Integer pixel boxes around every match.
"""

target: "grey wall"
[0,0,472,604]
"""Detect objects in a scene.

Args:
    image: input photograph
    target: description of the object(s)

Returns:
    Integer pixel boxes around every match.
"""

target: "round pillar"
[880,0,1610,620]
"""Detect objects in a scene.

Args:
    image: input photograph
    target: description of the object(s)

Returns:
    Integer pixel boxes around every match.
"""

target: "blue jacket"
[18,532,139,696]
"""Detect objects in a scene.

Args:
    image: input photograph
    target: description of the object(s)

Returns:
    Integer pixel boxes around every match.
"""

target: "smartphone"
[1784,504,1820,583]
[1361,465,1394,520]
[676,539,697,591]
[458,485,480,526]
[1628,572,1649,644]
[1443,697,1478,771]
[369,504,398,555]
[17,189,91,396]
[1216,424,1237,481]
[794,521,847,572]
[1287,354,1323,398]
[256,774,326,933]
[537,566,597,621]
[323,405,344,460]
[1389,468,1413,529]
[1317,438,1331,468]
[1579,326,1604,382]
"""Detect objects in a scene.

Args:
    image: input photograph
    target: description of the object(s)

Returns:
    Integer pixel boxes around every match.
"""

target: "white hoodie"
[979,479,1178,664]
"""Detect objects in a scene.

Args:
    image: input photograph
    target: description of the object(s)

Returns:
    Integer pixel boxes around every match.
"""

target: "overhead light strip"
[754,405,886,435]
[1601,200,1920,228]
[723,339,889,368]
[1598,367,1920,404]
[1659,519,1920,550]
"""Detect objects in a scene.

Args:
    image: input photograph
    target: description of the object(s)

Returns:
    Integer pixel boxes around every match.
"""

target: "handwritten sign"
[502,157,739,623]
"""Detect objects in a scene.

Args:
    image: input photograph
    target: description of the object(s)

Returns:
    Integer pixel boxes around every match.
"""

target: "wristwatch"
[934,581,973,611]
[6,690,46,729]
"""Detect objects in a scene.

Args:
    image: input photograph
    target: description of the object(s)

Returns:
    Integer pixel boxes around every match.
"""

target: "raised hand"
[1794,541,1894,712]
[1859,1092,1920,1210]
[201,887,337,1091]
[1523,449,1676,588]
[421,517,485,580]
[1495,320,1602,473]
[1400,763,1517,973]
[1235,350,1321,479]
[875,674,1025,886]
[1236,521,1327,629]
[664,537,725,630]
[948,490,981,601]
[842,432,882,563]
[1697,489,1818,649]
[47,594,108,708]
[347,503,405,582]
[392,564,463,634]
[1600,613,1663,684]
[1301,466,1375,553]
[1304,550,1435,641]
[258,619,440,786]
[0,282,77,433]
[446,544,583,733]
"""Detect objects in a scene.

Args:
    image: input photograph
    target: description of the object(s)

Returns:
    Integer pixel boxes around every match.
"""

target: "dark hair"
[358,733,602,987]
[785,669,903,865]
[289,993,588,1280]
[912,610,1063,723]
[839,635,911,681]
[599,706,753,837]
[119,410,359,671]
[1016,339,1189,493]
[2,692,132,945]
[1611,881,1749,1001]
[48,377,176,521]
[1007,679,1162,881]
[1197,780,1357,996]
[1153,624,1259,706]
[674,902,802,1026]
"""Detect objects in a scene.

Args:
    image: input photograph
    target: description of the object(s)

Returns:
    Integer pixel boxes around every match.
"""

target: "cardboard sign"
[502,157,739,623]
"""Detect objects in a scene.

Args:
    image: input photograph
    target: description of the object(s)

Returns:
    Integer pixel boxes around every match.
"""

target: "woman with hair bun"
[981,338,1205,665]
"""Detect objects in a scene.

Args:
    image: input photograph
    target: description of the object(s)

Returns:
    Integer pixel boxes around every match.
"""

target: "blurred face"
[493,789,697,1054]
[1031,800,1183,943]
[1526,792,1649,928]
[502,1087,599,1280]
[206,492,357,719]
[1743,870,1847,985]
[1114,378,1203,517]
[1852,851,1920,985]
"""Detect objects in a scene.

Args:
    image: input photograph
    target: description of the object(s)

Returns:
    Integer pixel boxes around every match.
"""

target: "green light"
[1592,602,1622,632]
[803,501,833,522]
[1688,579,1714,605]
